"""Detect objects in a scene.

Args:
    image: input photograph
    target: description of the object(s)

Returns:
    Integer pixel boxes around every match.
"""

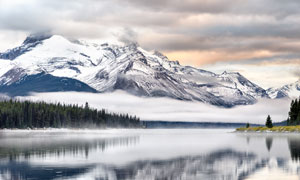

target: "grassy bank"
[236,126,300,132]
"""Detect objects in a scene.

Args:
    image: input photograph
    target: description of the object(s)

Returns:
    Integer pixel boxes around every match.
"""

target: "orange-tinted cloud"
[164,50,275,66]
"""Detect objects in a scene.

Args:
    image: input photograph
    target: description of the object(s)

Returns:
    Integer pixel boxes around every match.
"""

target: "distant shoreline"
[142,121,259,129]
[142,120,288,129]
[0,121,287,130]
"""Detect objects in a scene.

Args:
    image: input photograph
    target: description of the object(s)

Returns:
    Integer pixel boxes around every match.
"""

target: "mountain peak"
[23,33,53,45]
[222,71,228,74]
[221,71,241,76]
[0,33,54,60]
[267,79,300,99]
[123,41,139,49]
[153,50,166,58]
[0,35,271,107]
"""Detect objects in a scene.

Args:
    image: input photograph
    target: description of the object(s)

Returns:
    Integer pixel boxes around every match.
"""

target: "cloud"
[1,0,300,52]
[1,0,300,88]
[17,91,291,124]
[0,30,27,51]
[292,70,300,79]
[0,93,10,100]
[117,28,138,44]
[118,0,236,14]
[203,59,300,88]
[120,0,300,17]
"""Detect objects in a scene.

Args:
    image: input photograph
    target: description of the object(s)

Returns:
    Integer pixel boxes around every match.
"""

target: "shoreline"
[236,126,300,133]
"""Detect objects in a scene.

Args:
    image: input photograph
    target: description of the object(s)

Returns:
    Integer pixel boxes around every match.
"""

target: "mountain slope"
[0,72,97,96]
[0,34,269,107]
[267,80,300,99]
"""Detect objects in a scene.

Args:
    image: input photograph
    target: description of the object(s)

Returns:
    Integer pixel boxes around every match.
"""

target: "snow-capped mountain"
[267,80,300,99]
[0,34,269,107]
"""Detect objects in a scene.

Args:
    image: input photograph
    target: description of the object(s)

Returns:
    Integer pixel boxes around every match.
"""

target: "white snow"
[0,34,272,106]
[267,80,300,99]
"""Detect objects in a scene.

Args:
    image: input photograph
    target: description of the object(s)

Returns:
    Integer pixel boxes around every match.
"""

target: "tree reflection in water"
[0,135,139,180]
[2,131,300,180]
[265,137,273,152]
[288,138,300,161]
[0,135,139,160]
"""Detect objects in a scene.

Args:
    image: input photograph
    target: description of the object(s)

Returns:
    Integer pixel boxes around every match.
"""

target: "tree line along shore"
[237,97,300,132]
[0,100,141,129]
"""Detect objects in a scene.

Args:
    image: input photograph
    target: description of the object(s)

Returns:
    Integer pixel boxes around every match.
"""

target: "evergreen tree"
[287,117,290,126]
[265,115,273,128]
[288,97,300,125]
[246,122,250,128]
[296,112,300,125]
[0,100,141,129]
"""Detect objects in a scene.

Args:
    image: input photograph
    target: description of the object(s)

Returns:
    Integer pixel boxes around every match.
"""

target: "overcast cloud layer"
[18,91,290,124]
[0,0,300,87]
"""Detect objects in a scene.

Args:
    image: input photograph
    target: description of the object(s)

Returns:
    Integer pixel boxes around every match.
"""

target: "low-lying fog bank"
[14,91,290,124]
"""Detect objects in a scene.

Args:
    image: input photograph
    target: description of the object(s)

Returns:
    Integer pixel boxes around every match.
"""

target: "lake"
[0,129,300,180]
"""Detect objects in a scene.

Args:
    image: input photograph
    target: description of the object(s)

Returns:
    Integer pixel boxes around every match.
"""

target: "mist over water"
[1,91,296,179]
[19,91,290,124]
[0,129,300,180]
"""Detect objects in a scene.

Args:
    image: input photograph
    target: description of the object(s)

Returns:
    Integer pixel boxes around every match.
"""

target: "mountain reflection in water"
[0,129,300,180]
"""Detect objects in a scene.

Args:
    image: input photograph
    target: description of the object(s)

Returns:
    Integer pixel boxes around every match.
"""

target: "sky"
[0,0,300,88]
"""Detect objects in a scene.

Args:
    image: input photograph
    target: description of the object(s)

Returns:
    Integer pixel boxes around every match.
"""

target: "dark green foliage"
[0,100,141,129]
[246,122,250,128]
[265,115,273,128]
[288,97,300,125]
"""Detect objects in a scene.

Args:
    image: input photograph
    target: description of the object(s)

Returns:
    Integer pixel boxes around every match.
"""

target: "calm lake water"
[0,129,300,180]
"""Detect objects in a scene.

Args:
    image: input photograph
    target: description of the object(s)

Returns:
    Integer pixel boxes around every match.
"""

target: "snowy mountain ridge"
[267,80,300,99]
[0,34,270,107]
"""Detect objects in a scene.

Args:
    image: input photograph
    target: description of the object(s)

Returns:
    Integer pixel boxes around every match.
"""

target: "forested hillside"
[0,100,141,129]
